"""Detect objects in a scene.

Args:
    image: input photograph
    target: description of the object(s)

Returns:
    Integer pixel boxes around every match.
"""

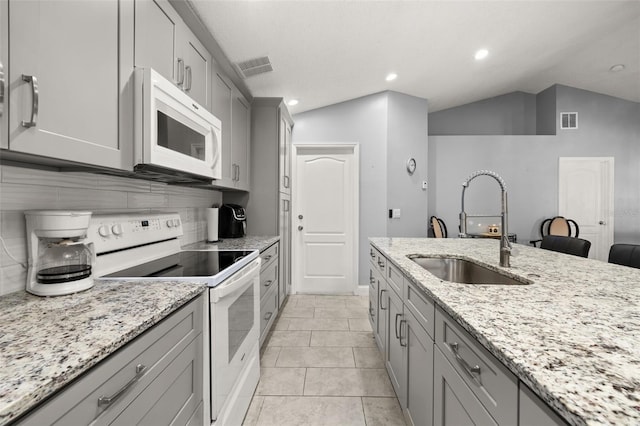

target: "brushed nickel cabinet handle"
[399,319,407,347]
[449,342,481,378]
[283,175,290,188]
[395,313,402,339]
[264,280,273,287]
[185,65,192,91]
[379,289,387,310]
[0,62,4,117]
[177,58,185,86]
[21,75,39,128]
[98,364,146,408]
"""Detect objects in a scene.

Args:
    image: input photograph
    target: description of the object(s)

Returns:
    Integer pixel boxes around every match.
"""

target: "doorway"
[558,157,614,261]
[291,144,359,294]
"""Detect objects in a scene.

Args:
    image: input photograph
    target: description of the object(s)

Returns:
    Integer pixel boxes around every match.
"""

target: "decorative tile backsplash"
[0,164,222,295]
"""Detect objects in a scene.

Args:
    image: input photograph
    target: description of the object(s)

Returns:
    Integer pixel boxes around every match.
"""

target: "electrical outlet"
[422,181,428,190]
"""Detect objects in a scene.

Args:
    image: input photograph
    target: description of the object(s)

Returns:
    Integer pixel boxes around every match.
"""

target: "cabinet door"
[279,194,291,307]
[178,26,211,110]
[376,275,388,357]
[433,347,497,426]
[405,309,434,426]
[385,287,406,407]
[519,383,567,426]
[211,71,234,187]
[278,113,292,194]
[232,93,250,190]
[1,0,7,149]
[9,0,131,169]
[134,0,179,83]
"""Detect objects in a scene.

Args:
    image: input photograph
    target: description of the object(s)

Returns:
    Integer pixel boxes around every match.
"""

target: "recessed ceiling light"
[287,99,299,106]
[609,64,625,72]
[386,73,398,82]
[474,49,489,60]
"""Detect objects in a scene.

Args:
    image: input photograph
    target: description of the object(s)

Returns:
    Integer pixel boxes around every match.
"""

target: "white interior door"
[292,144,359,294]
[559,157,614,261]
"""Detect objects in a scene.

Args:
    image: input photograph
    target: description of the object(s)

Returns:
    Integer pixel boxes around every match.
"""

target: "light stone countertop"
[370,237,640,426]
[0,280,207,425]
[183,235,279,252]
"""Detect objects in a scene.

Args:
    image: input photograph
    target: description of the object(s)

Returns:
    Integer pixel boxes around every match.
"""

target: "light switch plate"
[392,208,401,218]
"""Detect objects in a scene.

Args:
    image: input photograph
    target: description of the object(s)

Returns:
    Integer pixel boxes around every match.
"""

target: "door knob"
[298,226,304,231]
[298,215,303,219]
[599,221,606,225]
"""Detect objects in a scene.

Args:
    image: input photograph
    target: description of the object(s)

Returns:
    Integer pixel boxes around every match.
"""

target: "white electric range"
[90,211,260,426]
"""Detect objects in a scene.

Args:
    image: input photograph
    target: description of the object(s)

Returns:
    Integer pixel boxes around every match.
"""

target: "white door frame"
[291,143,360,295]
[559,156,614,261]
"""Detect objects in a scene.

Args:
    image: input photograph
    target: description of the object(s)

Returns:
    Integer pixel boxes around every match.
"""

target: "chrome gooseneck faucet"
[459,170,512,267]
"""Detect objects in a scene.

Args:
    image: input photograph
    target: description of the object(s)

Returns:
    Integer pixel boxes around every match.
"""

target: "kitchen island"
[370,238,639,425]
[0,280,206,425]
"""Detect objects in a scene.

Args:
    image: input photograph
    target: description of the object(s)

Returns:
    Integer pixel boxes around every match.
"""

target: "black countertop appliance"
[219,204,246,238]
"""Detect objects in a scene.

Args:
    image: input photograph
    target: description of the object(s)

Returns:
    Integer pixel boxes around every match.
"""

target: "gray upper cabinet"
[7,0,133,170]
[135,0,211,110]
[1,0,7,149]
[211,68,250,191]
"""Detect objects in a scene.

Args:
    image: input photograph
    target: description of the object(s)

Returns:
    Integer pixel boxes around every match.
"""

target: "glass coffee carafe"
[35,238,93,284]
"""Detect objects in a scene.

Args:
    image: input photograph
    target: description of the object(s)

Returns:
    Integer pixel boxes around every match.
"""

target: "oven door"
[210,257,260,420]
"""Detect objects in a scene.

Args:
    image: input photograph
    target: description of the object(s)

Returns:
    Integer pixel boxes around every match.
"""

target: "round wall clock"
[406,158,416,175]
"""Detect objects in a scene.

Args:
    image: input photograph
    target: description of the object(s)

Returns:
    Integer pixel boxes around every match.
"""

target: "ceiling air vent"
[560,112,578,129]
[235,56,273,79]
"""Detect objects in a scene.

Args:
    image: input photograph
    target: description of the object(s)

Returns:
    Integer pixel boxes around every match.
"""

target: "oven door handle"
[210,258,261,302]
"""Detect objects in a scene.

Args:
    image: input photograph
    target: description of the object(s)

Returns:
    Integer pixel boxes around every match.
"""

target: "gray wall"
[292,91,428,288]
[386,92,429,237]
[536,85,557,135]
[428,85,640,244]
[429,92,537,135]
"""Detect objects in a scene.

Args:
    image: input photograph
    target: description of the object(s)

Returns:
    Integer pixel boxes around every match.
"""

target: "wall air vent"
[560,112,578,129]
[235,56,273,79]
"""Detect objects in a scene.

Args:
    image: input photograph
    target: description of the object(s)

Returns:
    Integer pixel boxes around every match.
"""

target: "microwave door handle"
[211,259,260,301]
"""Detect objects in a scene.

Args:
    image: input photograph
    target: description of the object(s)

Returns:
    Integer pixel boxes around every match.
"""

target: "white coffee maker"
[25,210,95,296]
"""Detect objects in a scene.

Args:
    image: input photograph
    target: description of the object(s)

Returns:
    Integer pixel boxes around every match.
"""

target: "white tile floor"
[243,295,407,426]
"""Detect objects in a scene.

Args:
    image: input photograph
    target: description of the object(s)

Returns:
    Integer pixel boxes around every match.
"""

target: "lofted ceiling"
[189,0,640,113]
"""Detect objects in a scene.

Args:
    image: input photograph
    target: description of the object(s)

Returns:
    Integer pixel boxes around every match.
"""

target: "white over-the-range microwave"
[133,68,222,182]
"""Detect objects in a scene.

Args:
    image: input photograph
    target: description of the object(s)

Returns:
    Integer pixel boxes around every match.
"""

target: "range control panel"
[89,212,183,255]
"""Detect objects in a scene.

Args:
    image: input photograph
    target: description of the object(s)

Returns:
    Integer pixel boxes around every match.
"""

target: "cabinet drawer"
[386,261,403,296]
[433,347,497,426]
[19,295,204,426]
[435,307,517,425]
[260,243,279,271]
[260,285,279,347]
[260,260,278,301]
[405,280,435,339]
[369,245,387,275]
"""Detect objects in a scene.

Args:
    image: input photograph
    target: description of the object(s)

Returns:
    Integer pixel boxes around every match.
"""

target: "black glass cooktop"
[105,250,254,278]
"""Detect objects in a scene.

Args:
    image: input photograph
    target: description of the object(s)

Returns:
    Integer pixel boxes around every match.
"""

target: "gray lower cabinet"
[404,308,434,426]
[433,347,497,426]
[385,286,406,407]
[435,306,518,425]
[259,242,280,347]
[18,294,204,426]
[519,383,568,426]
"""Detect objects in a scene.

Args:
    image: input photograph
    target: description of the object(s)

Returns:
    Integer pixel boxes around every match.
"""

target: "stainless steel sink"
[409,256,530,285]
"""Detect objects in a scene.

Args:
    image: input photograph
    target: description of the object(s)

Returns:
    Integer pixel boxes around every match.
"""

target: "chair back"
[544,216,580,237]
[429,216,448,238]
[608,244,640,269]
[540,235,591,258]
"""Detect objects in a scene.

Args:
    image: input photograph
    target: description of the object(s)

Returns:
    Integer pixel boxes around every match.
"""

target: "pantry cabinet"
[134,0,211,110]
[246,98,293,304]
[6,0,134,169]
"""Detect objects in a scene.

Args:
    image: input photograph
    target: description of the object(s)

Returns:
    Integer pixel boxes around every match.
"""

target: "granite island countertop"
[0,280,207,425]
[183,235,279,252]
[370,238,640,426]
